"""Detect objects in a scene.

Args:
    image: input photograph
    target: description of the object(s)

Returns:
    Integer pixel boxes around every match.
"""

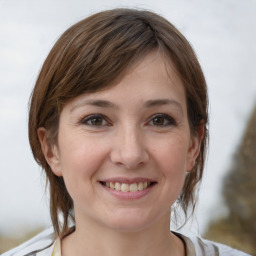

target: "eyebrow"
[144,99,181,108]
[70,98,183,115]
[70,99,117,112]
[144,99,184,115]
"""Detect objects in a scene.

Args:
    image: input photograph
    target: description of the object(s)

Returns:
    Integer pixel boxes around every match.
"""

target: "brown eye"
[90,116,104,126]
[150,114,176,126]
[152,116,165,125]
[81,114,109,127]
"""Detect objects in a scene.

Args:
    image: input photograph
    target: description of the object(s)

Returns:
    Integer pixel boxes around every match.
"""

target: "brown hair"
[29,8,208,237]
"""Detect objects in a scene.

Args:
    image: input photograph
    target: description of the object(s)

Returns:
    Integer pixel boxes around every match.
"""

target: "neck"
[61,213,185,256]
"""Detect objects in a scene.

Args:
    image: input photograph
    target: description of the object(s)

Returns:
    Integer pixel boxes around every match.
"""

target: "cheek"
[152,135,189,170]
[152,137,188,190]
[58,136,109,193]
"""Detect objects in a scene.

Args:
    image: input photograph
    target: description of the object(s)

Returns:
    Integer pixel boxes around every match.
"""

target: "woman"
[3,8,250,256]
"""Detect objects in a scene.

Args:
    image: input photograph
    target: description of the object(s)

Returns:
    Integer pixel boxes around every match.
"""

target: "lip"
[100,177,155,184]
[101,184,155,199]
[98,177,157,200]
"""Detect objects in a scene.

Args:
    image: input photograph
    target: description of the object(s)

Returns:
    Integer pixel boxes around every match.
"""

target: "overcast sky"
[0,0,255,236]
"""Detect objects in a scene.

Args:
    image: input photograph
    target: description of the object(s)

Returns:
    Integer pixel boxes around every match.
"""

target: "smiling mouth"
[100,181,156,192]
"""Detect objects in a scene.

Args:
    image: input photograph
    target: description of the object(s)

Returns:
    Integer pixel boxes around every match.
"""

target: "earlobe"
[37,127,62,177]
[186,124,204,172]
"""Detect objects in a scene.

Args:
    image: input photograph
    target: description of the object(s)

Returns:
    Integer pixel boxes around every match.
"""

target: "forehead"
[123,51,182,88]
[63,51,186,113]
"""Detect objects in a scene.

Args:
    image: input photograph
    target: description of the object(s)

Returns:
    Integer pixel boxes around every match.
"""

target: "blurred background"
[0,0,255,254]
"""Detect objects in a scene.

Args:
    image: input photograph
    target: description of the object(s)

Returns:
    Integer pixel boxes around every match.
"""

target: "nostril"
[109,133,149,168]
[120,160,146,170]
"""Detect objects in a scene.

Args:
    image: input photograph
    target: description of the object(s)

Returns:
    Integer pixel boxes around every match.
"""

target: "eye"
[149,114,176,127]
[80,114,110,127]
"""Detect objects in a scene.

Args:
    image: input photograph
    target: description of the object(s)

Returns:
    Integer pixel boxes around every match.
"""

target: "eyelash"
[148,114,177,127]
[79,114,111,127]
[79,113,177,127]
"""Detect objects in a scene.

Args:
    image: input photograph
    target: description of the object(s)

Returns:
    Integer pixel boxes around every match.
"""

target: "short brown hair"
[29,8,208,237]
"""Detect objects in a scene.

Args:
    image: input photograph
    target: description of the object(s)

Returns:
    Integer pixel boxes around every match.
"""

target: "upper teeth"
[105,182,150,192]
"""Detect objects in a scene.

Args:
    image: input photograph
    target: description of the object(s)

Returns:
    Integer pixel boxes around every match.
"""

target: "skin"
[39,51,202,256]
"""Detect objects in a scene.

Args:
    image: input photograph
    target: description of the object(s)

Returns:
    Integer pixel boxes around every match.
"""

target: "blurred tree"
[204,104,256,255]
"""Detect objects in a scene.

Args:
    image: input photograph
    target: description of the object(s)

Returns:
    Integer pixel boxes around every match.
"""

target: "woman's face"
[41,52,201,232]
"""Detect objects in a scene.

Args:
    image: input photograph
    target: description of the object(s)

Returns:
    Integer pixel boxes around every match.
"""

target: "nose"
[110,125,149,169]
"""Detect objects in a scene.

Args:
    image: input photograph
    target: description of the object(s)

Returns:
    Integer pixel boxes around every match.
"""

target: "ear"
[186,124,204,172]
[37,127,62,177]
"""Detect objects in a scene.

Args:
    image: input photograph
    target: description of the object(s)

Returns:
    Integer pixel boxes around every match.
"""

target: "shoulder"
[176,232,252,256]
[190,236,251,256]
[1,227,56,256]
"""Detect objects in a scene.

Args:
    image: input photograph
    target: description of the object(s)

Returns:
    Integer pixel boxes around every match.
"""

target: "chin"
[106,220,151,233]
[101,210,159,233]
